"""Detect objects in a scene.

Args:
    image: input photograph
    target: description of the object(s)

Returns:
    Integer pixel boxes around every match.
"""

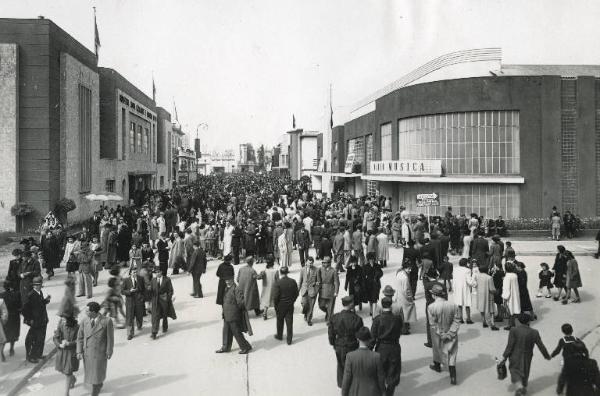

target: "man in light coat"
[77,302,114,396]
[317,256,339,321]
[474,263,499,331]
[298,256,319,326]
[428,284,461,385]
[236,257,263,317]
[394,260,415,335]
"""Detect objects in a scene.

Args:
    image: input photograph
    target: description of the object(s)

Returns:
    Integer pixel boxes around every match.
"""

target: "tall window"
[398,111,520,175]
[143,128,149,154]
[380,123,392,160]
[79,85,92,192]
[129,122,135,153]
[346,137,364,164]
[121,108,126,159]
[137,125,143,153]
[365,134,373,166]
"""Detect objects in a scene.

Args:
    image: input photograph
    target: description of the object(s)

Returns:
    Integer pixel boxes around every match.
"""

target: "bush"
[10,202,36,232]
[505,217,600,230]
[54,198,76,214]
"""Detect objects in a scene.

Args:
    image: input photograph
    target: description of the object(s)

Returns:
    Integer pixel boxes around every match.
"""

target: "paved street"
[1,241,598,396]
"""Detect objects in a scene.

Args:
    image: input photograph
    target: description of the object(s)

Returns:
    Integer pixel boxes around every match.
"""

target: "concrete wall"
[0,44,19,231]
[60,53,101,224]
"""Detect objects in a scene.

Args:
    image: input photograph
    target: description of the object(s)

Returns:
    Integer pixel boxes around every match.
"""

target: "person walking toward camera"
[22,276,50,363]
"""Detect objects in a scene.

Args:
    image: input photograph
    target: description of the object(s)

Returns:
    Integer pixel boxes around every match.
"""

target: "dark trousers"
[192,272,203,297]
[25,325,46,359]
[318,297,335,321]
[151,308,168,335]
[159,260,168,277]
[298,248,309,266]
[222,320,251,351]
[376,343,402,394]
[126,301,145,336]
[335,345,357,388]
[301,295,317,322]
[276,305,294,343]
[425,298,434,345]
[232,246,240,265]
[314,241,322,259]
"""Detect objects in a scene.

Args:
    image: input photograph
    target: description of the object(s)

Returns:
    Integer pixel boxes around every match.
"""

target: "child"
[439,255,453,292]
[550,323,590,394]
[537,263,554,298]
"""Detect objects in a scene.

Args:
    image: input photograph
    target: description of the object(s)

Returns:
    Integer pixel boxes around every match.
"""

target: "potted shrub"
[54,198,77,226]
[10,202,36,232]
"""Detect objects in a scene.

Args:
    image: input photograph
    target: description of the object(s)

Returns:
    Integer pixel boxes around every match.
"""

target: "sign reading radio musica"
[369,159,443,176]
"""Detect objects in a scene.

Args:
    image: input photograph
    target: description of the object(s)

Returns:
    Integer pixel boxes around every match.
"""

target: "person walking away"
[272,266,299,345]
[351,224,365,266]
[498,313,550,396]
[439,256,453,292]
[19,250,41,307]
[216,255,234,306]
[536,263,554,298]
[514,261,535,319]
[54,282,80,395]
[22,276,50,363]
[333,228,345,273]
[121,268,145,340]
[77,302,114,396]
[317,257,339,321]
[371,297,403,396]
[236,257,263,317]
[376,228,389,268]
[89,236,102,287]
[550,323,595,396]
[341,327,386,396]
[295,226,310,267]
[363,253,383,316]
[328,295,364,388]
[150,269,176,339]
[552,246,569,301]
[215,277,252,354]
[563,251,582,304]
[156,233,170,277]
[1,280,20,358]
[188,241,207,298]
[427,284,461,385]
[502,261,521,330]
[453,258,475,324]
[551,212,562,241]
[474,263,499,330]
[257,256,279,320]
[168,232,186,275]
[298,256,318,325]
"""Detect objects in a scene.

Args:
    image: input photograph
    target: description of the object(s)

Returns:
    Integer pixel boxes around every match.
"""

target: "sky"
[4,0,600,151]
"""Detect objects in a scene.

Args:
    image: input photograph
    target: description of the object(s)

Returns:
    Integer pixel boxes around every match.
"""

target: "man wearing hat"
[149,268,176,339]
[498,313,551,396]
[272,266,299,345]
[18,250,41,306]
[76,241,95,298]
[216,254,235,305]
[298,256,319,326]
[341,326,385,396]
[188,240,207,298]
[121,267,146,340]
[7,248,22,290]
[427,283,460,385]
[372,285,401,318]
[317,256,339,321]
[328,295,364,388]
[394,260,416,335]
[371,297,403,396]
[216,277,252,354]
[22,276,50,363]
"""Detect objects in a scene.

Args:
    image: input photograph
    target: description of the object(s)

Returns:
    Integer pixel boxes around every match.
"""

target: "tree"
[257,144,266,171]
[11,202,36,232]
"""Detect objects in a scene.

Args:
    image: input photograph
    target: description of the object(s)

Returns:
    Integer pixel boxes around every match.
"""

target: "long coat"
[474,272,496,314]
[116,229,132,262]
[150,277,177,320]
[53,318,79,375]
[2,289,20,342]
[77,315,114,385]
[470,237,489,265]
[428,299,461,366]
[317,266,340,300]
[258,268,279,308]
[121,275,146,324]
[502,324,550,385]
[394,269,416,323]
[566,259,582,288]
[452,265,474,307]
[376,233,389,262]
[216,262,234,305]
[168,238,186,268]
[341,348,386,396]
[502,272,521,315]
[236,265,261,311]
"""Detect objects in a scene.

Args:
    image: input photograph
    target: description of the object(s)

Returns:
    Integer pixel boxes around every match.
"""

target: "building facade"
[329,49,600,219]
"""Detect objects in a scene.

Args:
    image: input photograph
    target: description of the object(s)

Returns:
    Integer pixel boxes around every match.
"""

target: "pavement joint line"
[245,353,250,396]
[7,347,57,396]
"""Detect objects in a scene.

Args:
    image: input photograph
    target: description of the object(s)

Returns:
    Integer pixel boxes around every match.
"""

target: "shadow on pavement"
[104,373,187,395]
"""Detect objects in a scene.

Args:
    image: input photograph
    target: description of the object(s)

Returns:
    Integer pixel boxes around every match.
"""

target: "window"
[380,123,392,160]
[121,108,126,159]
[160,176,164,189]
[129,122,135,153]
[79,85,92,193]
[367,180,378,196]
[397,111,520,175]
[105,179,115,193]
[346,137,364,164]
[137,125,143,153]
[365,134,373,166]
[143,128,149,154]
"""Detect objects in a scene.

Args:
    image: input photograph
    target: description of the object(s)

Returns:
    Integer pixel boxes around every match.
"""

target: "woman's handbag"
[496,359,507,380]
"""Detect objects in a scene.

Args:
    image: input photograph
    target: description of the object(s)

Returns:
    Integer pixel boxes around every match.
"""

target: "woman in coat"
[222,221,234,258]
[168,232,186,274]
[54,283,80,395]
[116,225,132,266]
[502,262,521,330]
[106,226,118,269]
[563,251,582,304]
[215,255,234,305]
[345,256,365,310]
[515,262,535,319]
[489,262,506,322]
[1,280,20,358]
[453,258,475,323]
[552,246,569,301]
[375,229,389,267]
[363,253,383,316]
[257,257,279,319]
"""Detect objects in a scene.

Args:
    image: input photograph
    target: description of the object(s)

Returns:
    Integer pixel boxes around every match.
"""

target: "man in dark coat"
[6,249,22,290]
[156,233,170,277]
[188,241,207,298]
[341,327,385,396]
[272,266,299,345]
[231,225,243,265]
[470,231,489,266]
[371,297,403,396]
[116,225,132,266]
[500,313,551,396]
[420,238,438,269]
[41,230,58,277]
[216,255,234,305]
[319,236,333,262]
[328,295,364,388]
[295,227,310,267]
[22,276,50,363]
[215,277,252,354]
[403,240,421,298]
[18,250,41,306]
[121,268,146,340]
[150,270,176,339]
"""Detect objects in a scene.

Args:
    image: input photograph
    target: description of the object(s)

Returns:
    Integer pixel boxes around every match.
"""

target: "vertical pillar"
[576,77,596,216]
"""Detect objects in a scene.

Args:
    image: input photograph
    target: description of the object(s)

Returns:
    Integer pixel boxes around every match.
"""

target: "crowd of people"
[0,173,599,396]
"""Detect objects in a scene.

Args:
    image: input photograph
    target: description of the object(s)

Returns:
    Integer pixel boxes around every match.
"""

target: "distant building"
[211,150,236,174]
[238,143,256,172]
[271,134,289,176]
[174,147,197,186]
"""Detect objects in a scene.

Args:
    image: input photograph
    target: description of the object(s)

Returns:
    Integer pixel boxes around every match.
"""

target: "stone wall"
[0,44,19,231]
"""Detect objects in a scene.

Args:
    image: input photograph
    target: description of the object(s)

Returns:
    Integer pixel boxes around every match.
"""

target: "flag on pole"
[173,99,179,122]
[292,114,296,129]
[329,83,334,129]
[93,7,101,60]
[152,75,156,102]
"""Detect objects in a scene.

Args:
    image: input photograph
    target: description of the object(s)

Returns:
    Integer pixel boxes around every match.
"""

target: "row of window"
[129,120,156,158]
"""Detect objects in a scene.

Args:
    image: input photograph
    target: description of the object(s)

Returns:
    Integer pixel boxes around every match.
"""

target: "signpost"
[416,192,440,234]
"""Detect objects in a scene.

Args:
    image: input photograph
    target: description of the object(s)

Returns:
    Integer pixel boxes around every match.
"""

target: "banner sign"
[370,159,442,176]
[416,192,440,207]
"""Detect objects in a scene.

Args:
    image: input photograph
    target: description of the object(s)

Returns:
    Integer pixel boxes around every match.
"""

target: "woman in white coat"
[501,261,521,330]
[394,260,416,334]
[222,221,234,258]
[461,230,472,260]
[452,258,475,323]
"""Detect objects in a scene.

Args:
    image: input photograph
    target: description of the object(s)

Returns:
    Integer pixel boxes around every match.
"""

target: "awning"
[361,174,525,184]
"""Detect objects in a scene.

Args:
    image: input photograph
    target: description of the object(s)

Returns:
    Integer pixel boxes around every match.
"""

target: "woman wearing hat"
[0,280,21,359]
[54,278,80,394]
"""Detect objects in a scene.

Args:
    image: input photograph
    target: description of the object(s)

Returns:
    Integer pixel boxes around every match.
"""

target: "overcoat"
[452,265,474,307]
[258,268,279,308]
[394,269,416,323]
[77,315,114,385]
[237,265,261,311]
[502,272,521,315]
[502,324,550,385]
[376,233,389,262]
[566,258,582,288]
[215,261,234,305]
[474,272,496,314]
[150,276,177,320]
[341,348,386,396]
[53,317,79,375]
